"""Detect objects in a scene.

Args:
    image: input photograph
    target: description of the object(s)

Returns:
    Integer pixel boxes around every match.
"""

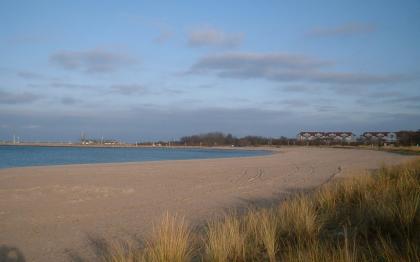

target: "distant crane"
[80,131,85,144]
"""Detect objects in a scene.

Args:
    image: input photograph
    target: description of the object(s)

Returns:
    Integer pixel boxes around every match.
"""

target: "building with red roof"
[297,132,356,142]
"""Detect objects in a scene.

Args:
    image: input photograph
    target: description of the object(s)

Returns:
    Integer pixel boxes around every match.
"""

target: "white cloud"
[110,84,148,95]
[50,49,136,74]
[0,89,40,104]
[188,26,243,48]
[307,22,376,37]
[190,52,416,85]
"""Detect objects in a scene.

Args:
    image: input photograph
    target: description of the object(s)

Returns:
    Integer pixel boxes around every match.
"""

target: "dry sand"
[0,147,415,261]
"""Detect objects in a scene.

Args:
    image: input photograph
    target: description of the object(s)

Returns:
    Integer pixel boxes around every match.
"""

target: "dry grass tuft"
[254,209,279,262]
[204,213,248,261]
[278,195,320,244]
[144,213,192,262]
[92,238,142,262]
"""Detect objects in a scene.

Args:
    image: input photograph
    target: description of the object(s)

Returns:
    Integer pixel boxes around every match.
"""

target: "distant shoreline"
[0,142,152,148]
[0,143,275,170]
[0,142,276,150]
[0,142,215,149]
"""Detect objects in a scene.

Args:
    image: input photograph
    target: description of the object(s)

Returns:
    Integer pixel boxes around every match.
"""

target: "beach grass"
[99,159,420,261]
[144,213,192,262]
[380,146,420,155]
[354,145,420,155]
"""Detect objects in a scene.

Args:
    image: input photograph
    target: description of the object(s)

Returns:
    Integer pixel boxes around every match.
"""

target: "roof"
[299,132,354,136]
[362,132,395,136]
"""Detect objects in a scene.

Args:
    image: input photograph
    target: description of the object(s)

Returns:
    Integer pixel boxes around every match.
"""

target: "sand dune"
[0,147,415,261]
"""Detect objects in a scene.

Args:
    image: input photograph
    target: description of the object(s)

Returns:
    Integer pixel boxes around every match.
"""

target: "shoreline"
[0,147,416,261]
[0,150,276,172]
[0,146,276,171]
[0,142,275,149]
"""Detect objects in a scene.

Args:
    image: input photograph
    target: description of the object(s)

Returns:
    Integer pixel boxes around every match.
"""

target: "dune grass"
[358,145,420,155]
[144,213,192,262]
[99,159,420,261]
[381,146,420,155]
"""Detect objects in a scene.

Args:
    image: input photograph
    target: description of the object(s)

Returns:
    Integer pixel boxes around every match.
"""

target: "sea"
[0,145,270,169]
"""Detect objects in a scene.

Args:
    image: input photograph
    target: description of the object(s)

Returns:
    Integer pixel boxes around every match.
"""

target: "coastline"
[0,147,416,261]
[0,142,274,149]
[0,149,275,172]
[0,145,275,170]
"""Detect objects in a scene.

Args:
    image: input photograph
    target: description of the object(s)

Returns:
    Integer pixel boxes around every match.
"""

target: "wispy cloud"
[307,22,376,37]
[17,71,46,80]
[50,82,98,89]
[357,94,420,108]
[110,84,148,95]
[61,97,80,105]
[155,29,173,43]
[50,49,136,74]
[316,105,338,112]
[0,89,40,104]
[280,85,323,93]
[1,34,52,45]
[311,72,412,85]
[273,99,310,107]
[49,81,148,95]
[189,52,416,85]
[190,52,330,72]
[125,15,174,44]
[188,26,243,48]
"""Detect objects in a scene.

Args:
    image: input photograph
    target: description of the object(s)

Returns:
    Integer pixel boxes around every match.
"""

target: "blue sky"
[1,0,419,142]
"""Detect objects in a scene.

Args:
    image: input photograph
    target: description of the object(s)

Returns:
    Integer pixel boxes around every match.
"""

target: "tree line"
[178,132,293,147]
[136,130,420,147]
[177,130,420,147]
[395,130,420,146]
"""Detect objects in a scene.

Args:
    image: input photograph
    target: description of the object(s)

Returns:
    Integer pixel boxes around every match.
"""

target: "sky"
[0,0,419,142]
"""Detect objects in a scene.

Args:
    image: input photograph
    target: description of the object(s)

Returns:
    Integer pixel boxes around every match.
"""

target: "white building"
[297,132,356,143]
[361,132,397,143]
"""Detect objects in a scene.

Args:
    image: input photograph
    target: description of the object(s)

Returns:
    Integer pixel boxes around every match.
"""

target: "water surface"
[0,145,270,169]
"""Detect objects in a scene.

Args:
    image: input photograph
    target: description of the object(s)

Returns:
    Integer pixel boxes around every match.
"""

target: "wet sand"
[0,147,415,261]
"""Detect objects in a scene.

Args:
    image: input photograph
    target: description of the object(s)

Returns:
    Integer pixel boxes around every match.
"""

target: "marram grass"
[96,159,420,261]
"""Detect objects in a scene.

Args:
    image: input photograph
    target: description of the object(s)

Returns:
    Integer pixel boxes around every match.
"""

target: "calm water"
[0,145,270,169]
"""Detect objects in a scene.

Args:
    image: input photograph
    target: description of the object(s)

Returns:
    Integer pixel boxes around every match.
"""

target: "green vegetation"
[377,146,420,156]
[96,159,420,261]
[178,132,292,147]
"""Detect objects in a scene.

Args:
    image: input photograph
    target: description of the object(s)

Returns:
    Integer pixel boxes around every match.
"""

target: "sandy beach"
[0,147,415,261]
